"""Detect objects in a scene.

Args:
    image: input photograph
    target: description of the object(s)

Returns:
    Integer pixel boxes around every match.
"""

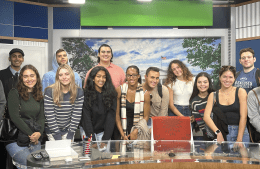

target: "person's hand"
[129,129,138,140]
[122,135,129,140]
[190,115,195,123]
[100,142,107,149]
[216,132,224,143]
[92,143,98,149]
[29,132,41,144]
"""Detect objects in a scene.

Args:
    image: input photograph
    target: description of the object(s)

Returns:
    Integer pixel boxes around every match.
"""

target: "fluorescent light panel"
[137,0,152,1]
[68,0,85,4]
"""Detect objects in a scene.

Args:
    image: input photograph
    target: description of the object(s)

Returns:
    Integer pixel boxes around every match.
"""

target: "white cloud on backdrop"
[85,38,220,76]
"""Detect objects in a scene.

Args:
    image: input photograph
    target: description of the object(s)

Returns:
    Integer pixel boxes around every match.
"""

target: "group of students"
[0,45,259,168]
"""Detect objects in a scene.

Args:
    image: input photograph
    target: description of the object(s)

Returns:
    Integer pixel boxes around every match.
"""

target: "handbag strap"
[252,89,260,105]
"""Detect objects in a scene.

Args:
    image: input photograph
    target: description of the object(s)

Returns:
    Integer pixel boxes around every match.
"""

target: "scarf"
[120,83,144,136]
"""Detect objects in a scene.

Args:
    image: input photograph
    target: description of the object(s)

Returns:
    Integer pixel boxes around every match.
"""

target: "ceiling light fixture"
[68,0,85,4]
[137,0,152,2]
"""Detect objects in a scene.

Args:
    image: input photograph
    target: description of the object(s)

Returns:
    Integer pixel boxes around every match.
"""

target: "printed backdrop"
[62,38,221,87]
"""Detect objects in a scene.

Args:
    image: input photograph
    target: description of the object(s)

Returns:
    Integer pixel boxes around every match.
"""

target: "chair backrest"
[151,116,193,152]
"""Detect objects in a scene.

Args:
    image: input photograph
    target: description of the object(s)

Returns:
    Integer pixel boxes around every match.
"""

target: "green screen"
[80,0,213,27]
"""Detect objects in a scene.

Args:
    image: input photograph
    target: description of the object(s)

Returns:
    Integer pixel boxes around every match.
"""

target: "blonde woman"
[44,64,84,141]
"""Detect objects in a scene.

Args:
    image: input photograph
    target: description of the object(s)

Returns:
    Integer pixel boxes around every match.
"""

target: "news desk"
[13,140,260,169]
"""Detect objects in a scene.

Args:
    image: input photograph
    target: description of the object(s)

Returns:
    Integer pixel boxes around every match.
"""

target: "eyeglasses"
[150,94,153,105]
[126,74,138,78]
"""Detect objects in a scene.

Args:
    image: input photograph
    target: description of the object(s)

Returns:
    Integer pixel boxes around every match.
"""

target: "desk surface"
[18,140,260,169]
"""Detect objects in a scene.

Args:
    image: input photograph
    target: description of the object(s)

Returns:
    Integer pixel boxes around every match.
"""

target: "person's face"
[197,76,209,93]
[59,68,71,86]
[94,70,106,92]
[56,51,68,65]
[171,63,183,77]
[239,51,255,69]
[22,69,37,91]
[219,70,235,88]
[145,70,160,88]
[98,46,112,63]
[126,68,140,86]
[9,52,24,68]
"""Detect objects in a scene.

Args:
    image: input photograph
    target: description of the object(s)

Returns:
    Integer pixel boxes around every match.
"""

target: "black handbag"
[248,90,260,143]
[0,98,21,142]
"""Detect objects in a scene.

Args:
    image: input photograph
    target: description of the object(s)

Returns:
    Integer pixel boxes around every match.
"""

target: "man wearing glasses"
[142,67,169,129]
[234,48,260,93]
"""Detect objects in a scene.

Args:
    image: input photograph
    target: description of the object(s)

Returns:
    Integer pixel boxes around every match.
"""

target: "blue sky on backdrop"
[85,38,221,76]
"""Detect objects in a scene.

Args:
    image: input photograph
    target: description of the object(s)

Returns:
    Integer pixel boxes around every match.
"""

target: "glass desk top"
[13,140,260,169]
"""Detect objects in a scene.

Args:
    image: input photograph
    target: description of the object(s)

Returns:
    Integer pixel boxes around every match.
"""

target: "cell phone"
[32,153,42,161]
[40,151,49,160]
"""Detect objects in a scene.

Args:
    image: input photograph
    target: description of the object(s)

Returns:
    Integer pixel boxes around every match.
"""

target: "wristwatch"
[215,129,221,135]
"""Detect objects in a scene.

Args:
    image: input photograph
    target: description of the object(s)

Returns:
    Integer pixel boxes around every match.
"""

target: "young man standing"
[234,47,259,93]
[0,48,24,169]
[0,48,24,99]
[42,49,82,92]
[83,44,125,88]
[142,67,169,128]
[82,44,125,140]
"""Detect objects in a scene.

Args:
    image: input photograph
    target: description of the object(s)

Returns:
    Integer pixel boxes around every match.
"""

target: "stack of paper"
[45,140,78,161]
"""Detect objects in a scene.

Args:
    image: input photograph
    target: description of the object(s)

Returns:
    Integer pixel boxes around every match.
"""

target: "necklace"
[220,87,234,101]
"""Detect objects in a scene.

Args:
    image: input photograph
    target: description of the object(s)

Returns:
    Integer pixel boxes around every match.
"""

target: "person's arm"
[167,87,183,116]
[237,88,248,142]
[0,80,6,119]
[8,89,34,136]
[102,97,117,141]
[67,89,84,140]
[44,88,62,140]
[30,99,45,144]
[247,90,260,132]
[81,92,96,141]
[158,86,169,116]
[203,92,224,142]
[115,86,128,140]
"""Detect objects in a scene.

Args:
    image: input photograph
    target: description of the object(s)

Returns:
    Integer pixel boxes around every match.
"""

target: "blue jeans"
[226,125,250,142]
[6,141,41,168]
[169,104,191,116]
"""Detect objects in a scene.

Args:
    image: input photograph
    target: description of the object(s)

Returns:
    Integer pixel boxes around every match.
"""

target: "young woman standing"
[6,64,45,167]
[44,64,84,141]
[165,60,194,117]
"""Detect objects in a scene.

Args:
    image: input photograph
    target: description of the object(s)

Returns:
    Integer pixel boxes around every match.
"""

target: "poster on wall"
[62,38,221,87]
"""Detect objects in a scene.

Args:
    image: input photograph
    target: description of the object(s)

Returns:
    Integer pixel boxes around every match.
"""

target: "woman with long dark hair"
[189,72,215,140]
[44,64,84,141]
[6,64,45,167]
[204,66,249,142]
[116,65,150,140]
[165,60,194,117]
[81,66,117,150]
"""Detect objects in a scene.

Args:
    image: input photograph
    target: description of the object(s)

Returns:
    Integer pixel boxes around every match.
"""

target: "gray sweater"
[247,86,260,132]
